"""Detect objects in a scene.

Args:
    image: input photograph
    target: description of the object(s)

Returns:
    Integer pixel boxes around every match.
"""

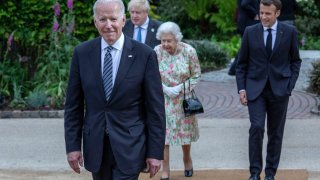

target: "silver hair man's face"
[94,0,126,45]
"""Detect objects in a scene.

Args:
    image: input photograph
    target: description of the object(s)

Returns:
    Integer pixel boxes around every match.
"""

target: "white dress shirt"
[263,21,278,50]
[100,33,124,85]
[133,17,149,43]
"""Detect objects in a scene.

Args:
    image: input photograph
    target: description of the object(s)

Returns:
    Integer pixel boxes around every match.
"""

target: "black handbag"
[183,79,204,117]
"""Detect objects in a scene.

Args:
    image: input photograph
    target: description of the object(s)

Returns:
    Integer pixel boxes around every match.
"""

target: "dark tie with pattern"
[137,26,142,42]
[103,46,113,100]
[266,28,272,58]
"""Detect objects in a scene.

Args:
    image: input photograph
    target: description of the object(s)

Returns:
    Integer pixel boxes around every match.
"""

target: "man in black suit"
[64,0,165,179]
[236,0,301,180]
[123,0,161,49]
[278,0,298,26]
[228,0,260,75]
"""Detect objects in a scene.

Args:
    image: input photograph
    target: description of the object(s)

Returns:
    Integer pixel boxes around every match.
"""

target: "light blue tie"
[137,26,142,42]
[103,46,113,100]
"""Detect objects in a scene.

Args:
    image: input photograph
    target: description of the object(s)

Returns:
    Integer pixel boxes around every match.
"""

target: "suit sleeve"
[143,50,166,160]
[64,47,84,153]
[236,27,250,92]
[289,27,302,91]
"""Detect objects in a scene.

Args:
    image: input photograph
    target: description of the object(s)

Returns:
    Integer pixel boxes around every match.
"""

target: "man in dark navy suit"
[236,0,301,180]
[123,0,161,49]
[64,0,165,179]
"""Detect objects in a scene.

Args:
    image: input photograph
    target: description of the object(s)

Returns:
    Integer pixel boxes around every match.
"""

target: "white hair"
[156,21,183,42]
[93,0,125,17]
[127,0,150,12]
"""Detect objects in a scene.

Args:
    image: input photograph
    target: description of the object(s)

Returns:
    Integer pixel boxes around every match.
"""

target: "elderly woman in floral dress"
[154,21,201,180]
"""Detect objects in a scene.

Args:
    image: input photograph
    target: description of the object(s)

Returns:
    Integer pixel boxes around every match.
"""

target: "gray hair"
[127,0,150,12]
[156,21,183,42]
[93,0,125,17]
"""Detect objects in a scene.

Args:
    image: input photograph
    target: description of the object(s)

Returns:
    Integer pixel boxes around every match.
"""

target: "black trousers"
[247,84,289,176]
[92,135,139,180]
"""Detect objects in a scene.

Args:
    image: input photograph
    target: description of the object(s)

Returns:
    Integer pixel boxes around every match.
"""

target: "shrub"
[156,0,236,40]
[214,35,241,58]
[309,60,320,95]
[33,1,80,109]
[26,90,49,109]
[184,39,229,72]
[300,36,320,50]
[296,0,320,37]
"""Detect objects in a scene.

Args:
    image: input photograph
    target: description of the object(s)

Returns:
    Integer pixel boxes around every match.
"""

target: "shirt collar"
[101,33,125,51]
[263,20,278,31]
[134,16,149,30]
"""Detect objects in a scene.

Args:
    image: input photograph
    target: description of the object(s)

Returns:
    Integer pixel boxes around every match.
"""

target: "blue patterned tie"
[103,46,113,100]
[137,26,142,42]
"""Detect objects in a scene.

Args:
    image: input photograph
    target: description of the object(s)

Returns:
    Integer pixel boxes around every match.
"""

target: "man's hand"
[67,151,83,174]
[146,158,161,178]
[239,90,248,106]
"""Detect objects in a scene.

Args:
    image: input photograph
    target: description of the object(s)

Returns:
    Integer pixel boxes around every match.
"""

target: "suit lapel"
[128,21,135,38]
[271,22,283,58]
[90,37,106,99]
[109,37,135,101]
[145,20,156,46]
[257,24,268,58]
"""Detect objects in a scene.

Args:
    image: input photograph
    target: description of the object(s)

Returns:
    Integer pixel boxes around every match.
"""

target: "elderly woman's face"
[160,33,178,55]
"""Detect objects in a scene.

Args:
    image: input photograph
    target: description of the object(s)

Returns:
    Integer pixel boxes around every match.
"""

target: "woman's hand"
[162,84,183,98]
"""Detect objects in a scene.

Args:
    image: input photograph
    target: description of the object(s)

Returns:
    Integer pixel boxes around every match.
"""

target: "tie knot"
[267,28,272,33]
[105,46,113,52]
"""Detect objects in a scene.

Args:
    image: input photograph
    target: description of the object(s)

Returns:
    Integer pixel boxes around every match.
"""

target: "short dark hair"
[260,0,282,11]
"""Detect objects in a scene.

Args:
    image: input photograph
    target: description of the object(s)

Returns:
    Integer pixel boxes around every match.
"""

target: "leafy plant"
[209,0,237,34]
[299,36,320,50]
[0,32,28,99]
[8,82,27,109]
[214,35,241,58]
[26,90,49,109]
[309,61,320,95]
[33,1,79,109]
[296,0,320,37]
[157,0,236,39]
[184,39,229,72]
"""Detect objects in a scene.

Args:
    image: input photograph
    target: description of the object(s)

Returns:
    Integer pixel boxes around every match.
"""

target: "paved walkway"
[0,50,319,179]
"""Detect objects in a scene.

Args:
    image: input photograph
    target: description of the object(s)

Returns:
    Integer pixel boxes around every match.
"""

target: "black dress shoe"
[248,174,261,180]
[264,175,274,180]
[184,169,193,177]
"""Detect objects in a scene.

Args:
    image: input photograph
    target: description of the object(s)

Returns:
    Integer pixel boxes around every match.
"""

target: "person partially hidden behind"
[123,0,161,49]
[236,0,301,180]
[154,21,202,180]
[228,0,260,76]
[64,0,166,179]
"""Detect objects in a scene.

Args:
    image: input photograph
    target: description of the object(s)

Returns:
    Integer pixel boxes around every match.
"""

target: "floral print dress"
[154,42,201,146]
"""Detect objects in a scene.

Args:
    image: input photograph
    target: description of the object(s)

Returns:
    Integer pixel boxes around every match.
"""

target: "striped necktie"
[103,46,113,100]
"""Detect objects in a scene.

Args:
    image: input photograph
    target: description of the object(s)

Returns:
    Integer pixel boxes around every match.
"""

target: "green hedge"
[309,61,320,95]
[184,39,229,72]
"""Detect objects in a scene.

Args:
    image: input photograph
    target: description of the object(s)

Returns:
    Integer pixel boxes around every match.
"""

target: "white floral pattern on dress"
[154,42,201,146]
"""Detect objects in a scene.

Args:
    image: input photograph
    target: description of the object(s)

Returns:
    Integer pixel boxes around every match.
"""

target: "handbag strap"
[183,51,193,100]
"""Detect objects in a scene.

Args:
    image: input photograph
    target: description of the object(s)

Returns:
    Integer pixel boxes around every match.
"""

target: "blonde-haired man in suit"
[123,0,161,48]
